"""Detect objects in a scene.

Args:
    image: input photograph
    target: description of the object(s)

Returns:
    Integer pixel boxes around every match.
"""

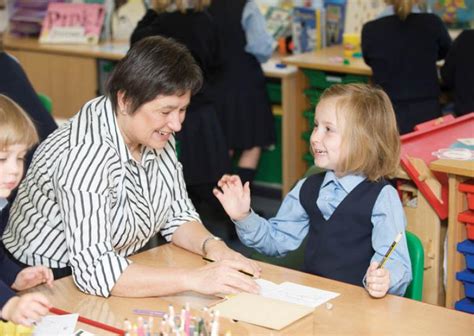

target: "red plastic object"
[414,115,455,131]
[400,112,474,220]
[459,180,474,211]
[458,210,474,240]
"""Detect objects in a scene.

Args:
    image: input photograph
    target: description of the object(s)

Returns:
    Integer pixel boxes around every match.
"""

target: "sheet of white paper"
[33,313,79,336]
[256,278,340,308]
[255,278,281,297]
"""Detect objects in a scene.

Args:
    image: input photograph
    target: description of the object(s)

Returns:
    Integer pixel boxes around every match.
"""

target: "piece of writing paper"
[33,313,78,336]
[256,279,340,307]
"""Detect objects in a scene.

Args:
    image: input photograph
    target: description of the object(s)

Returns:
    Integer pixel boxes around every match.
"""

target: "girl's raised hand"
[213,174,251,221]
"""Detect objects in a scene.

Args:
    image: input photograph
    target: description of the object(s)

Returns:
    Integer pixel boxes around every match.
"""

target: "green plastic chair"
[37,93,52,114]
[404,231,424,301]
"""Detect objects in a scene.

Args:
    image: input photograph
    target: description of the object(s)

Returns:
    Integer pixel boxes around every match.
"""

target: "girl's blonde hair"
[385,0,416,20]
[152,0,211,13]
[319,83,400,181]
[0,94,39,150]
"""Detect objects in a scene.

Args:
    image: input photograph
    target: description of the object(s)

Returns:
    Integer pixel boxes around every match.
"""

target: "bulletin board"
[428,0,474,29]
[344,0,385,34]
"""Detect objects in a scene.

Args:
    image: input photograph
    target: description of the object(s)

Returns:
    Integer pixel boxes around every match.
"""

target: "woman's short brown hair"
[106,35,203,115]
[319,83,400,181]
[0,94,39,149]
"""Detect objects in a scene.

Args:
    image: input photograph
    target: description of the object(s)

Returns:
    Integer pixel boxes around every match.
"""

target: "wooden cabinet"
[6,46,97,119]
[262,61,307,194]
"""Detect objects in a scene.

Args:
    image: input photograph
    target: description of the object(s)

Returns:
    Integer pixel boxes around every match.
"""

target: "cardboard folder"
[212,292,314,330]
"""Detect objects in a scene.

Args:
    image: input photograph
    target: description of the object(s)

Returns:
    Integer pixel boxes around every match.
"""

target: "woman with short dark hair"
[3,36,261,298]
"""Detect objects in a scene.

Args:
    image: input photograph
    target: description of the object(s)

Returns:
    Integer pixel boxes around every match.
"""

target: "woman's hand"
[0,293,51,327]
[205,239,261,278]
[213,174,251,221]
[11,266,54,291]
[187,259,261,296]
[364,262,390,298]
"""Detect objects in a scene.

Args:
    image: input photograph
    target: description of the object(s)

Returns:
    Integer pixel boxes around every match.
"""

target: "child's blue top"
[234,171,412,295]
[241,0,274,63]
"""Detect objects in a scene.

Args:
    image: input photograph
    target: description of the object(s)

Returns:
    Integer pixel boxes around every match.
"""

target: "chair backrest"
[404,231,424,301]
[37,93,52,114]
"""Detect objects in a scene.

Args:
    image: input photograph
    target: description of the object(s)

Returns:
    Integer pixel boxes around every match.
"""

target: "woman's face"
[0,144,27,198]
[117,91,191,152]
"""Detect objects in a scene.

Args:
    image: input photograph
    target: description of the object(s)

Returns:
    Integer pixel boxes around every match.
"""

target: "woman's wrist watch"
[201,236,223,256]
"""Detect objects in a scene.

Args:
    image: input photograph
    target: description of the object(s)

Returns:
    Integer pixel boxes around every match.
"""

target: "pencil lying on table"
[202,256,255,277]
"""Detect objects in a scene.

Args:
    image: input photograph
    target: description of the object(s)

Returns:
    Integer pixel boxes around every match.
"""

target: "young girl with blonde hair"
[0,94,53,326]
[214,83,412,298]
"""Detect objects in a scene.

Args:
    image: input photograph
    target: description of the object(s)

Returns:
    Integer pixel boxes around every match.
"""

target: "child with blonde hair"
[0,94,53,326]
[214,83,412,297]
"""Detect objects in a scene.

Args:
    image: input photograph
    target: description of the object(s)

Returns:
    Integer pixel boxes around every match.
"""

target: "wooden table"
[28,243,473,335]
[430,159,474,308]
[283,45,372,75]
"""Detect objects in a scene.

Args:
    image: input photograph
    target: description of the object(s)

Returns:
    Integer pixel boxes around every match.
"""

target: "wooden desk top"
[282,45,372,76]
[430,159,474,178]
[4,34,297,79]
[4,34,128,61]
[28,244,473,335]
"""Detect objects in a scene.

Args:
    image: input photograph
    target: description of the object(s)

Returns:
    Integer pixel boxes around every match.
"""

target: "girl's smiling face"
[0,144,28,198]
[310,97,345,175]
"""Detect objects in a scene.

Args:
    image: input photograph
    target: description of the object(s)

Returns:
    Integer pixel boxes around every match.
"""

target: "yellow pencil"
[202,256,254,277]
[377,232,403,269]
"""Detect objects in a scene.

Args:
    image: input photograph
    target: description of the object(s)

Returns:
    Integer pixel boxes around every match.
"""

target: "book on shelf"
[291,6,326,54]
[264,6,292,41]
[39,2,105,44]
[324,0,346,46]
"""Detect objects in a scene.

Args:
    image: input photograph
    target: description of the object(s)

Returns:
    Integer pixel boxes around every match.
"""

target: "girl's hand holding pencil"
[364,262,391,298]
[363,232,402,298]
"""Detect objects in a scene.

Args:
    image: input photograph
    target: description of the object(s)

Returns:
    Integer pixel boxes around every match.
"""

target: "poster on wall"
[428,0,474,29]
[39,2,105,44]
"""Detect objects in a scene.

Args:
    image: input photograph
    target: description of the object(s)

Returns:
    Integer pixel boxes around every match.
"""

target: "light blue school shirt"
[235,171,412,295]
[242,0,274,63]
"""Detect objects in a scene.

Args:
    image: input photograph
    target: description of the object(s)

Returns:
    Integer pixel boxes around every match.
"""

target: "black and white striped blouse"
[3,96,200,297]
